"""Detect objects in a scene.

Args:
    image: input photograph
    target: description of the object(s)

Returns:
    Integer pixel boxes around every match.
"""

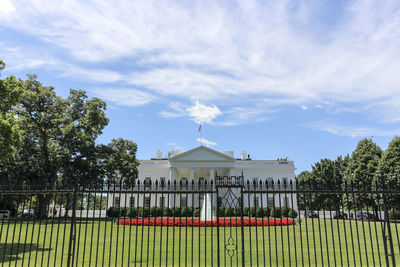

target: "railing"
[0,178,399,266]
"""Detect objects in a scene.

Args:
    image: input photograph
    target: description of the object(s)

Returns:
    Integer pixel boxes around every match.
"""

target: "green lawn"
[1,218,399,266]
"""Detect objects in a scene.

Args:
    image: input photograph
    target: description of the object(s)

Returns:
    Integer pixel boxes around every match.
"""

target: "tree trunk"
[37,193,52,219]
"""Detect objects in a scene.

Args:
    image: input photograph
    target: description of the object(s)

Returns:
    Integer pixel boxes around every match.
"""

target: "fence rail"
[0,178,399,266]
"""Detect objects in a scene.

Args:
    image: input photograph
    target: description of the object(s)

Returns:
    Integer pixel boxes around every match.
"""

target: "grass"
[1,217,400,266]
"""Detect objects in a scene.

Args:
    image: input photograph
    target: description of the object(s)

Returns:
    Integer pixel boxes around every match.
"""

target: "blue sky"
[1,0,399,173]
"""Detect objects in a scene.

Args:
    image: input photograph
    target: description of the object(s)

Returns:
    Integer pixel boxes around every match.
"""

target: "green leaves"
[0,61,24,161]
[104,138,139,185]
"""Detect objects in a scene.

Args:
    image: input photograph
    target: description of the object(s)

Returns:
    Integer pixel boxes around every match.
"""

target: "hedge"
[107,206,298,218]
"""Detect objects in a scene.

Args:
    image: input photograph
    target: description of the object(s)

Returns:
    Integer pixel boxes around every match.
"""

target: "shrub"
[173,207,181,217]
[218,207,225,217]
[243,207,249,216]
[281,207,290,217]
[389,210,400,220]
[127,208,137,218]
[288,209,298,218]
[106,207,115,217]
[164,207,174,217]
[181,207,193,217]
[141,208,150,217]
[156,207,164,217]
[271,207,281,218]
[263,207,271,217]
[193,208,200,217]
[225,207,235,217]
[135,207,144,217]
[107,207,128,217]
[150,207,159,217]
[249,207,256,217]
[256,207,264,217]
[235,207,242,216]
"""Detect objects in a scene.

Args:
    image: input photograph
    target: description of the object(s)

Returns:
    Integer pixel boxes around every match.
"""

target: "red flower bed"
[117,218,294,227]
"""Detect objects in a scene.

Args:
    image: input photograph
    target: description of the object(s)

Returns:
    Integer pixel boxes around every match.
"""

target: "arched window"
[144,177,151,189]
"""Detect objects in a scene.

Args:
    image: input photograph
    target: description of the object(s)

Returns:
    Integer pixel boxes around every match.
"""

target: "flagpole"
[199,123,202,145]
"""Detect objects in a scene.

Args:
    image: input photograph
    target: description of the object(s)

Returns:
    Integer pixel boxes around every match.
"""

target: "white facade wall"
[108,146,297,211]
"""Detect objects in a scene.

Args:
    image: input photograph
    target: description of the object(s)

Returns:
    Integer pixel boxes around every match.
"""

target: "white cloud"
[1,0,400,124]
[0,0,15,13]
[165,142,184,151]
[300,105,308,110]
[186,101,222,124]
[91,88,155,106]
[196,138,217,146]
[159,102,187,118]
[305,121,400,137]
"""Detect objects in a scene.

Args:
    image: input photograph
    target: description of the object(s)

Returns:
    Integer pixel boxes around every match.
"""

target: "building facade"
[108,146,297,210]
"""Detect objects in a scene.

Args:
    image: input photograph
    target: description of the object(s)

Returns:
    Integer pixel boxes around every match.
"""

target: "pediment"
[170,146,234,162]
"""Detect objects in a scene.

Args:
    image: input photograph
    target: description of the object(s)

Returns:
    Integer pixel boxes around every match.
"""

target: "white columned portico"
[169,167,175,207]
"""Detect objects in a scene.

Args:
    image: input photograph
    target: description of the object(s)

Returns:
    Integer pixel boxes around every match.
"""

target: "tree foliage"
[377,136,400,209]
[0,69,139,217]
[297,157,348,210]
[0,60,24,160]
[104,138,139,185]
[343,138,382,209]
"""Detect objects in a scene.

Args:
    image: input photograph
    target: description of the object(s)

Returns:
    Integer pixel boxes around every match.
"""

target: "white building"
[108,146,297,210]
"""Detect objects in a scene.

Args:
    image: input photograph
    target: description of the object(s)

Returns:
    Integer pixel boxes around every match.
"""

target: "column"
[209,168,215,207]
[209,168,215,183]
[190,168,194,183]
[169,167,175,207]
[189,167,194,206]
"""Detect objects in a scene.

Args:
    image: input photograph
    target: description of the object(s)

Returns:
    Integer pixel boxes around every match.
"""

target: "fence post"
[240,183,245,267]
[381,173,396,267]
[67,184,78,267]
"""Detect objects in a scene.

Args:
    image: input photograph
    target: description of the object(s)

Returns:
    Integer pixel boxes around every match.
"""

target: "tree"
[0,74,141,218]
[376,136,400,209]
[104,138,139,186]
[311,158,344,210]
[296,170,311,210]
[344,138,382,210]
[0,75,110,217]
[0,60,23,161]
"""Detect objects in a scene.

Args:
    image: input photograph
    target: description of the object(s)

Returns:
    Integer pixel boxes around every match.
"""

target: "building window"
[144,196,151,207]
[254,196,259,207]
[252,177,258,188]
[181,196,187,207]
[144,177,151,189]
[159,196,165,208]
[114,197,120,207]
[181,177,188,188]
[267,177,273,188]
[160,177,166,187]
[267,195,274,207]
[130,196,135,208]
[199,177,205,188]
[282,177,288,189]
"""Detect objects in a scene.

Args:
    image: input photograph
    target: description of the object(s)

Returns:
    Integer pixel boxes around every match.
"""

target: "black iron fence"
[0,176,399,266]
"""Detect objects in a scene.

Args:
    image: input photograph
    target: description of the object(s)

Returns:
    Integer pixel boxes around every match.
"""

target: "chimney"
[156,150,162,159]
[241,150,247,160]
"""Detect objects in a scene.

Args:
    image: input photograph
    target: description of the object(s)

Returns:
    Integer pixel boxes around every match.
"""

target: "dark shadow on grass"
[0,243,51,262]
